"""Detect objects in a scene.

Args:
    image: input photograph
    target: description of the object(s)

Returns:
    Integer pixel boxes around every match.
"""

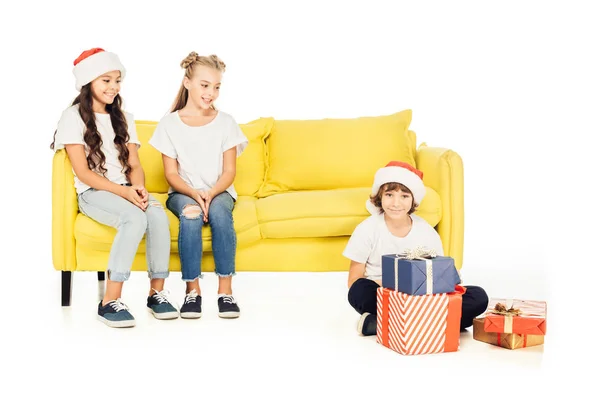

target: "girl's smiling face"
[185,65,222,110]
[90,70,121,111]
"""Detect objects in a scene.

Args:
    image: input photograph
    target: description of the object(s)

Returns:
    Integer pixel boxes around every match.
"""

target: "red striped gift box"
[376,286,465,355]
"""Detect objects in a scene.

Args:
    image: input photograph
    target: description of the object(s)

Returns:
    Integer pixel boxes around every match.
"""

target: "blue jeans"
[166,191,236,281]
[78,189,171,282]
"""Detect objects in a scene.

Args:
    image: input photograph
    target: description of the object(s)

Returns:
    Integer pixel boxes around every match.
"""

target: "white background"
[1,0,598,397]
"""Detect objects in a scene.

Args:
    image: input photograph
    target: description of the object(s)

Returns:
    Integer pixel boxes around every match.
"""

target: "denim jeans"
[166,191,236,281]
[78,189,171,282]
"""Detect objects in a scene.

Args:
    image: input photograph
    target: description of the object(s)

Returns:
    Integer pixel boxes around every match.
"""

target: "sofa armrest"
[416,144,464,270]
[52,149,78,271]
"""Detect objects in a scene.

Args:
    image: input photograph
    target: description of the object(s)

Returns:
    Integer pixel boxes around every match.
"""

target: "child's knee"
[348,278,378,314]
[350,278,377,292]
[210,195,234,215]
[146,201,169,226]
[182,204,202,220]
[467,285,489,314]
[211,204,231,218]
[348,278,377,301]
[121,208,148,231]
[207,207,233,230]
[148,198,164,210]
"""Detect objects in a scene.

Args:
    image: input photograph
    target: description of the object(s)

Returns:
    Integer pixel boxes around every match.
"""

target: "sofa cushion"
[255,187,442,239]
[74,194,261,252]
[233,117,274,196]
[134,119,273,196]
[257,110,415,197]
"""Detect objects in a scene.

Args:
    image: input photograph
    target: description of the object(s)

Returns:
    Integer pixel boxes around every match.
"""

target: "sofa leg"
[61,271,72,307]
[97,271,106,303]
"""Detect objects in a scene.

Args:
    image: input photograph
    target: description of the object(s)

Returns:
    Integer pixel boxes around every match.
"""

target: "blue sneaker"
[97,299,135,328]
[180,289,202,319]
[147,289,179,320]
[218,295,240,319]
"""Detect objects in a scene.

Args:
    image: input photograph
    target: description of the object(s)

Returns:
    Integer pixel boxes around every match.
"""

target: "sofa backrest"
[257,109,416,197]
[134,110,417,197]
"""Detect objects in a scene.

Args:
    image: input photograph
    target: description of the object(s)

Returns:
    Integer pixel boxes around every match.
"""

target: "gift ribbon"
[395,247,437,294]
[490,300,522,333]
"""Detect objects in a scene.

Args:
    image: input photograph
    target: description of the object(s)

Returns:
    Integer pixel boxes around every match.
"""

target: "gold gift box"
[473,318,544,350]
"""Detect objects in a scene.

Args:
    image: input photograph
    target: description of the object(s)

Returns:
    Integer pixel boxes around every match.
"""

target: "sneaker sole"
[218,311,240,319]
[357,313,370,336]
[97,315,136,328]
[147,308,179,320]
[180,312,202,319]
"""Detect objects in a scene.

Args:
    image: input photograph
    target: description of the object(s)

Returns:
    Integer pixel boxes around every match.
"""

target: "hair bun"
[180,52,199,69]
[209,54,226,70]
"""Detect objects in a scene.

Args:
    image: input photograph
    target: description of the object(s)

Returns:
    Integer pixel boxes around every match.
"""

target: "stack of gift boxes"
[473,299,546,350]
[377,247,463,356]
[377,247,547,355]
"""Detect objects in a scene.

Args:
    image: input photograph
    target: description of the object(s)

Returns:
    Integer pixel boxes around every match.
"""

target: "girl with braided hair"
[150,52,248,319]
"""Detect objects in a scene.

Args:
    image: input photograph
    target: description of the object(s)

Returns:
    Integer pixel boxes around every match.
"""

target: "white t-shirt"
[149,110,248,200]
[53,105,140,194]
[343,213,444,282]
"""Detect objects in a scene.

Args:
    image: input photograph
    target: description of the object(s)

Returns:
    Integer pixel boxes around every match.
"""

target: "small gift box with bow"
[377,285,465,355]
[483,299,547,335]
[382,247,461,295]
[473,317,544,350]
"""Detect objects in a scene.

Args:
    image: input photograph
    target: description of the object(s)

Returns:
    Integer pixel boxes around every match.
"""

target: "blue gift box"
[381,253,461,295]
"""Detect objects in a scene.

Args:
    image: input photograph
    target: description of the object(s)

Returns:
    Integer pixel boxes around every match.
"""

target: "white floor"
[5,266,575,399]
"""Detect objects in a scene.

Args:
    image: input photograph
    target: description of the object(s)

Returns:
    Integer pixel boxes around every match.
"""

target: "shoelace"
[221,295,236,304]
[108,299,129,312]
[185,289,199,304]
[151,289,180,310]
[152,289,171,304]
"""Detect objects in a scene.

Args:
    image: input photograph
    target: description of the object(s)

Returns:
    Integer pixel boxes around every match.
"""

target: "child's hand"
[197,189,214,221]
[133,185,149,208]
[121,186,146,210]
[193,192,208,222]
[197,189,214,205]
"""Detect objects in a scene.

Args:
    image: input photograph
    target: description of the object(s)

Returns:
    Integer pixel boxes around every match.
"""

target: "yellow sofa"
[52,109,464,306]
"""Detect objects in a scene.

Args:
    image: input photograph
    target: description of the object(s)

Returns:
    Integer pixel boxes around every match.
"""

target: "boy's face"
[381,188,413,219]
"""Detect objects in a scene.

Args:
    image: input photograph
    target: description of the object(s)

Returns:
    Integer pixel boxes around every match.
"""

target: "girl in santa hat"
[344,161,489,336]
[51,48,178,328]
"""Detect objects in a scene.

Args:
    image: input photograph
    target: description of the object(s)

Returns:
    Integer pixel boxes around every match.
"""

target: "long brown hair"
[171,52,226,112]
[50,84,132,180]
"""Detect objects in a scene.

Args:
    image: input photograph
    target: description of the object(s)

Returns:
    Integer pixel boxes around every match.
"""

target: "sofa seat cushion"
[255,187,442,239]
[74,194,261,252]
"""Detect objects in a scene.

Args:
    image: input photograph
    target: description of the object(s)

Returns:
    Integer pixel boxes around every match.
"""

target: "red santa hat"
[72,48,126,91]
[366,161,426,215]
